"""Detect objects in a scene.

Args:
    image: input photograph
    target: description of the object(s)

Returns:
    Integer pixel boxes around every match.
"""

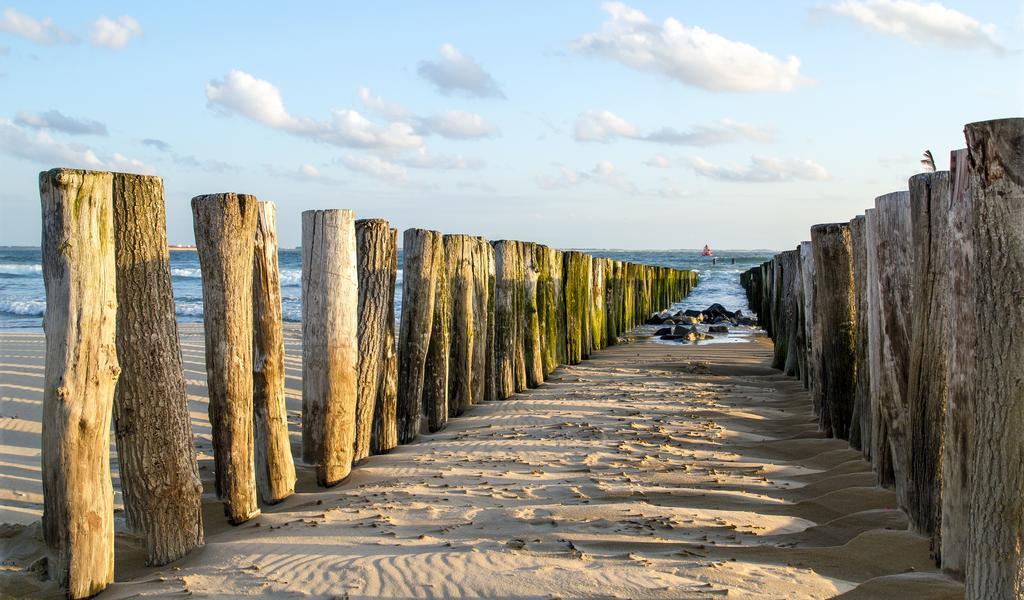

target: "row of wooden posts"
[740,118,1022,600]
[38,169,699,599]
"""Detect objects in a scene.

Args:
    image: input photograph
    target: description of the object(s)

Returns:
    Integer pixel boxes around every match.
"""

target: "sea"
[0,247,774,331]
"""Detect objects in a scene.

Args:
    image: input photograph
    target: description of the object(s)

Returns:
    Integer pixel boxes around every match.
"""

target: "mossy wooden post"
[873,191,914,509]
[110,172,202,566]
[483,241,497,402]
[849,216,871,458]
[301,209,359,487]
[606,260,622,343]
[493,240,521,398]
[906,171,951,546]
[444,234,474,417]
[192,193,260,523]
[522,242,544,387]
[581,254,594,358]
[512,243,528,392]
[470,237,489,404]
[397,229,441,440]
[40,169,119,598]
[356,219,397,460]
[810,223,855,440]
[252,201,296,503]
[865,208,895,488]
[550,249,567,365]
[424,235,450,432]
[965,118,1024,599]
[591,257,607,352]
[563,251,588,364]
[940,148,973,578]
[371,227,399,455]
[537,245,559,375]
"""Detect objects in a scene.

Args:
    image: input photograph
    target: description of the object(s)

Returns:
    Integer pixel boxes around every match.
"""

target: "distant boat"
[701,244,713,257]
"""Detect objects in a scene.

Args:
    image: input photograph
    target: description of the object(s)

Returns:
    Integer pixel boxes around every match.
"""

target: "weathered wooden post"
[537,245,559,375]
[848,216,871,457]
[193,193,260,523]
[110,173,203,566]
[493,240,521,398]
[772,250,801,377]
[564,251,588,364]
[371,227,399,455]
[906,171,951,545]
[873,191,914,510]
[483,241,497,402]
[591,257,607,352]
[40,169,119,598]
[940,148,973,578]
[470,237,489,404]
[965,118,1024,599]
[445,234,475,416]
[356,219,397,460]
[252,201,296,504]
[810,223,856,440]
[301,209,358,487]
[522,242,544,387]
[606,260,622,344]
[865,208,895,488]
[550,249,567,365]
[424,236,450,432]
[397,229,441,441]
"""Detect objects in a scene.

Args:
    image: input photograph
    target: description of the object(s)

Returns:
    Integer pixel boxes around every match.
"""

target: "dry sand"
[1,325,963,598]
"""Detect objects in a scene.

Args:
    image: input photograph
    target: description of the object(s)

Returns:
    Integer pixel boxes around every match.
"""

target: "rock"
[659,334,686,341]
[645,315,666,325]
[708,325,729,334]
[672,325,690,336]
[683,309,703,319]
[654,327,672,336]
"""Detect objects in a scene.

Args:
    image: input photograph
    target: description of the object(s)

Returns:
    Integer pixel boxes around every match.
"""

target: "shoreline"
[0,325,962,598]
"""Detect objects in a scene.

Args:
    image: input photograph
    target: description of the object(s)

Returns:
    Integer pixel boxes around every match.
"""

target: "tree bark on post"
[396,229,440,441]
[301,209,359,487]
[483,242,497,402]
[873,191,915,510]
[470,237,489,404]
[252,201,297,505]
[550,249,567,365]
[810,223,856,440]
[965,118,1024,599]
[192,193,260,523]
[423,235,450,433]
[865,208,895,488]
[591,257,607,352]
[40,169,120,598]
[564,251,587,365]
[493,240,521,398]
[537,245,559,375]
[444,234,475,417]
[522,242,544,388]
[940,148,973,578]
[111,173,203,566]
[371,227,399,455]
[849,216,871,459]
[356,219,396,460]
[906,171,951,546]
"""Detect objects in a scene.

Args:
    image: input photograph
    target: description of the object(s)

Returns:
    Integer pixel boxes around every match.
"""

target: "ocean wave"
[171,267,303,286]
[171,267,203,278]
[0,299,45,316]
[0,263,42,275]
[174,301,205,317]
[280,270,301,286]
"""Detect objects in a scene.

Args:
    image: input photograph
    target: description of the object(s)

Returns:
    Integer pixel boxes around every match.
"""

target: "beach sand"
[1,325,963,598]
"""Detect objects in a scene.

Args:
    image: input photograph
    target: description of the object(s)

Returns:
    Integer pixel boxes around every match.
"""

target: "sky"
[0,1,1020,250]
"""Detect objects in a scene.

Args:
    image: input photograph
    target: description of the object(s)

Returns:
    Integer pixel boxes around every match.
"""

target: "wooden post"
[906,171,951,545]
[772,250,801,377]
[591,257,607,352]
[40,169,120,598]
[192,193,260,523]
[110,173,203,566]
[444,234,474,416]
[606,260,621,344]
[522,242,544,387]
[965,118,1024,599]
[370,227,399,455]
[940,148,973,578]
[483,241,497,402]
[470,237,489,404]
[397,229,440,440]
[356,219,397,460]
[537,245,559,375]
[848,216,871,458]
[564,251,587,365]
[423,235,450,432]
[865,208,895,488]
[493,240,521,398]
[810,223,856,440]
[550,249,567,365]
[301,209,358,487]
[872,191,915,511]
[251,201,296,504]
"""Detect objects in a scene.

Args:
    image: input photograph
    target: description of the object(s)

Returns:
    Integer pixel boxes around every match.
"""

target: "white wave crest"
[0,299,45,316]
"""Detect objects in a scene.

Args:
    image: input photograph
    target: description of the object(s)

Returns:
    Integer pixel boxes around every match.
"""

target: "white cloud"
[267,163,342,185]
[0,119,152,173]
[535,165,582,190]
[206,70,423,150]
[535,160,638,193]
[141,138,172,152]
[417,43,505,98]
[689,155,830,182]
[644,155,672,168]
[15,110,108,136]
[0,8,75,44]
[571,3,805,92]
[574,111,773,146]
[90,15,142,49]
[340,154,409,184]
[824,0,1003,51]
[416,110,498,139]
[574,110,640,142]
[398,148,485,170]
[358,87,410,120]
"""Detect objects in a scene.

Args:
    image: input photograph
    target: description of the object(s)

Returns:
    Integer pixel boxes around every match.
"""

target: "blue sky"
[0,1,1020,249]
